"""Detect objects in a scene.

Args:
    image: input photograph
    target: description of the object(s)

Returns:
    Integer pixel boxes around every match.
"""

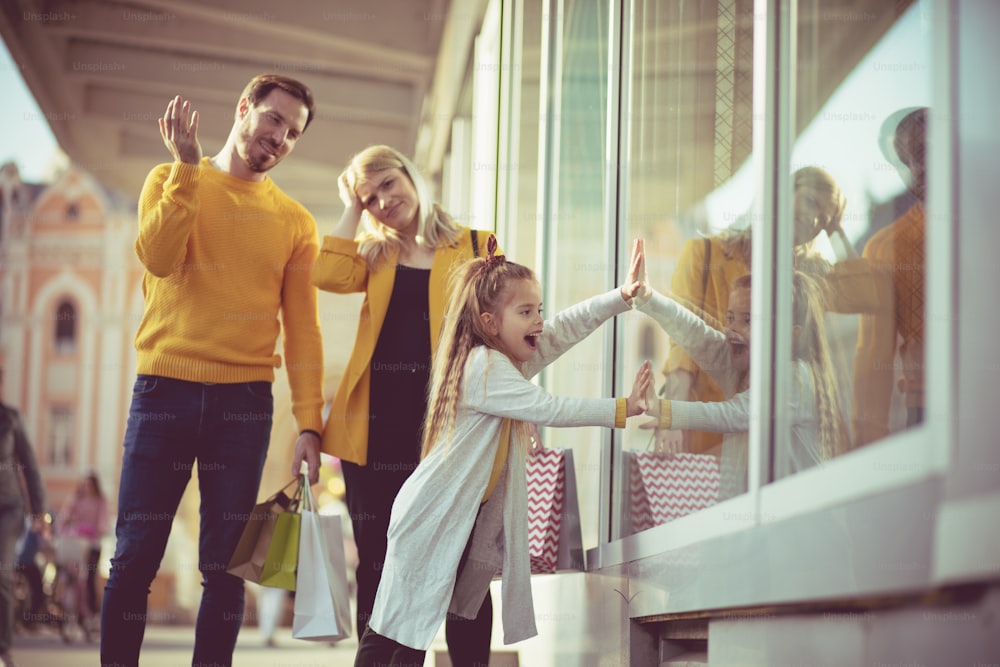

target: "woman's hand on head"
[338,170,364,215]
[333,170,365,236]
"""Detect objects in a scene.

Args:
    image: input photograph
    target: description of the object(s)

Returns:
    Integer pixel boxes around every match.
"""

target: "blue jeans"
[100,375,272,667]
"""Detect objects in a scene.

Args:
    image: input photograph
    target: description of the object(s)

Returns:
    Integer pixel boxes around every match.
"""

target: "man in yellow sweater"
[100,74,324,667]
[853,107,928,446]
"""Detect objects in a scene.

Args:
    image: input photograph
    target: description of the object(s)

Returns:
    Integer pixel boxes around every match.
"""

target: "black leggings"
[342,460,493,666]
[354,625,425,667]
[86,546,101,614]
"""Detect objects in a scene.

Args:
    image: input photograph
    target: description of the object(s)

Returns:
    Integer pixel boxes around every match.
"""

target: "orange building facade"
[0,161,142,510]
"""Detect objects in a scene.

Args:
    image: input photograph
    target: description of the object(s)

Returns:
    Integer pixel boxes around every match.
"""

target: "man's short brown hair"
[240,74,316,130]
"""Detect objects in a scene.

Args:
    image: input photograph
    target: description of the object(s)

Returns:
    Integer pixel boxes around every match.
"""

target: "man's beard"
[241,128,279,173]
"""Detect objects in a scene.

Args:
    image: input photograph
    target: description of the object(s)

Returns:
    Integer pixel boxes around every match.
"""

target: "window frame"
[586,0,953,587]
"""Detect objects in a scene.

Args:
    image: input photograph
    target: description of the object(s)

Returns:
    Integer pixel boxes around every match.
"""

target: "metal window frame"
[587,0,953,602]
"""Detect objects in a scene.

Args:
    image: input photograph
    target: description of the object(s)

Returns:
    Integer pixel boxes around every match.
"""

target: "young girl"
[354,237,652,666]
[638,257,850,500]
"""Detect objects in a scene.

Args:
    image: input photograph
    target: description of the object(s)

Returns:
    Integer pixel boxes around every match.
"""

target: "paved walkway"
[11,623,362,667]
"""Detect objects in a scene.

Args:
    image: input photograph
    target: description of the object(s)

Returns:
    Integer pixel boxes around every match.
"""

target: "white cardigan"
[638,290,823,498]
[369,289,630,650]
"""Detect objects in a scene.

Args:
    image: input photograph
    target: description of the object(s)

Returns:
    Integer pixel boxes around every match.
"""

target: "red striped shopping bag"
[525,447,584,574]
[629,451,720,532]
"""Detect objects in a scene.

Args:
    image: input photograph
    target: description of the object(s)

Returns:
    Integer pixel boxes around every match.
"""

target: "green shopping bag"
[259,478,303,590]
[226,478,299,584]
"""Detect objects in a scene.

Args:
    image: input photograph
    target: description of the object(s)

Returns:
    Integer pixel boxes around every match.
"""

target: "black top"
[367,265,432,466]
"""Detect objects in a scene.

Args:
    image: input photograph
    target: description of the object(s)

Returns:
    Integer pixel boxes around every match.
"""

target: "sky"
[1,38,62,182]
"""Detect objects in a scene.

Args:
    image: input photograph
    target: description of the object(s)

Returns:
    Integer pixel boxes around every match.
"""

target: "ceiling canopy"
[1,0,483,221]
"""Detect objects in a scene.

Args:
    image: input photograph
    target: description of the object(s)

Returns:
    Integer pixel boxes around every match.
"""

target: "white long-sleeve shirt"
[369,289,630,650]
[638,290,823,497]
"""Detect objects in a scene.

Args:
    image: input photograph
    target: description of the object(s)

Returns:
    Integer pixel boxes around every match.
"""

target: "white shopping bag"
[292,477,352,642]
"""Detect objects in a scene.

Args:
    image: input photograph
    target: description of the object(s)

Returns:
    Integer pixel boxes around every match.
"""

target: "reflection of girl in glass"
[642,270,851,499]
[656,166,869,457]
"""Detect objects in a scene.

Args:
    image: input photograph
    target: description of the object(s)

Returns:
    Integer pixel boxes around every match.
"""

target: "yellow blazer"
[312,226,490,465]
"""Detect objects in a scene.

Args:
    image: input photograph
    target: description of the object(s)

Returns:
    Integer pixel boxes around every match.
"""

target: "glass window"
[620,0,757,535]
[537,0,611,549]
[55,299,76,352]
[496,0,546,266]
[48,405,73,467]
[774,0,929,486]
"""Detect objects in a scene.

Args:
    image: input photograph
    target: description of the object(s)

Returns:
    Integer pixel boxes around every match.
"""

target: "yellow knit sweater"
[134,159,324,433]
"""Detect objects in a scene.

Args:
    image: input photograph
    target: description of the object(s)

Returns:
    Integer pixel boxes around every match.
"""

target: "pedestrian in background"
[0,369,48,667]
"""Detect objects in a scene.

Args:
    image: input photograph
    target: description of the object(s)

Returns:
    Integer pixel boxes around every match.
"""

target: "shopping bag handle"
[641,432,679,459]
[266,477,302,510]
[299,473,318,513]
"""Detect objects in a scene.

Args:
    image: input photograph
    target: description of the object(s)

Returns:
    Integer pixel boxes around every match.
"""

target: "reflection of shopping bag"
[292,479,352,642]
[629,451,720,532]
[525,447,584,574]
[227,478,300,586]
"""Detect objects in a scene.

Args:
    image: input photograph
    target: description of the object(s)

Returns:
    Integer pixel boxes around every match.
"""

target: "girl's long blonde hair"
[791,270,851,459]
[421,242,538,459]
[343,144,463,271]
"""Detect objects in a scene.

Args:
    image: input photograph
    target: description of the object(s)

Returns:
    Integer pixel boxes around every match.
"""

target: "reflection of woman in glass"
[655,166,869,457]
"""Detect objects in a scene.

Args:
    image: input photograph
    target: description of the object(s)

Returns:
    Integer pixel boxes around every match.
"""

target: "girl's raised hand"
[620,239,651,305]
[626,360,652,417]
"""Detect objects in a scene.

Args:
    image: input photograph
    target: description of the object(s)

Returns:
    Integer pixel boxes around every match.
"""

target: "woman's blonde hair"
[421,244,538,458]
[718,165,846,269]
[343,144,462,271]
[790,270,851,460]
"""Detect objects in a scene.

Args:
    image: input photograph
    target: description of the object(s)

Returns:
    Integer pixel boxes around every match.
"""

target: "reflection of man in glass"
[853,107,927,445]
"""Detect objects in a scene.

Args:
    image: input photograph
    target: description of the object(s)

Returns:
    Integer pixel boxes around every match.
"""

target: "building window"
[48,406,73,467]
[55,300,77,353]
[66,202,79,221]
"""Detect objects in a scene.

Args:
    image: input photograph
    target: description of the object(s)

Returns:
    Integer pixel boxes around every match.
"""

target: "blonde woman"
[312,145,494,664]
